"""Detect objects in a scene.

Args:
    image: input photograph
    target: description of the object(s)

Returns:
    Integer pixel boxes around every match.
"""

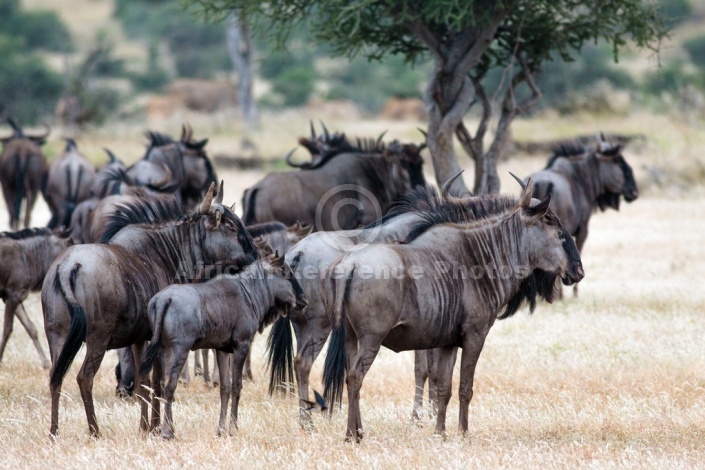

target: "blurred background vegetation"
[3,0,705,125]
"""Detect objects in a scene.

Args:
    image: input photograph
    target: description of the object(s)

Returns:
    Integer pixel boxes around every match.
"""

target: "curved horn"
[180,124,187,142]
[7,117,22,137]
[441,170,465,198]
[199,182,216,214]
[213,180,224,205]
[186,123,193,142]
[27,121,50,142]
[103,148,118,163]
[509,171,527,190]
[320,120,330,140]
[310,120,316,139]
[376,130,388,147]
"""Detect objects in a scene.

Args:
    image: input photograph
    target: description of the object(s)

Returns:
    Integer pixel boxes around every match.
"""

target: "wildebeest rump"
[0,118,50,230]
[139,252,306,439]
[242,131,426,231]
[41,183,259,437]
[321,180,584,441]
[44,139,96,229]
[0,228,73,368]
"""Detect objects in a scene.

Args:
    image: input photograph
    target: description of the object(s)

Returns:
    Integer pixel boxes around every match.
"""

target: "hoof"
[115,387,131,399]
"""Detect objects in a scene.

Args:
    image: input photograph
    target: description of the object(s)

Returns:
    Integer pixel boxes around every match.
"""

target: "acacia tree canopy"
[189,0,667,194]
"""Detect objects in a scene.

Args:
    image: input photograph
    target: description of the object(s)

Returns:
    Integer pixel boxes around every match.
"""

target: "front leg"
[457,331,488,435]
[215,351,232,436]
[16,302,51,369]
[0,298,19,365]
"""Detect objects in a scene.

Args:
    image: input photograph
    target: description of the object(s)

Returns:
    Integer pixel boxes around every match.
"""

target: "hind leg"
[243,339,253,381]
[293,315,331,428]
[411,350,428,421]
[150,352,164,432]
[161,345,190,440]
[178,352,191,385]
[24,189,37,228]
[228,342,249,434]
[15,303,51,369]
[345,334,383,443]
[76,343,108,437]
[432,347,458,436]
[216,351,232,436]
[0,298,19,365]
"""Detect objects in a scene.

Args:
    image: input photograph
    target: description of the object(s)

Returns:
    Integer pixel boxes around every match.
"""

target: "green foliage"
[115,0,229,81]
[0,0,73,52]
[0,35,63,122]
[658,0,692,27]
[683,34,705,70]
[643,59,702,95]
[270,66,316,106]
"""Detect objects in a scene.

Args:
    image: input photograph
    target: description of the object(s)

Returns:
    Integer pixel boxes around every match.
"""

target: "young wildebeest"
[140,251,306,439]
[0,118,50,230]
[41,183,259,438]
[192,221,313,386]
[528,135,638,295]
[45,139,96,229]
[321,179,584,441]
[242,130,425,230]
[0,228,73,368]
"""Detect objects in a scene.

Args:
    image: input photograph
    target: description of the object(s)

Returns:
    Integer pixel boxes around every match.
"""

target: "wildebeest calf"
[0,228,73,368]
[140,252,306,439]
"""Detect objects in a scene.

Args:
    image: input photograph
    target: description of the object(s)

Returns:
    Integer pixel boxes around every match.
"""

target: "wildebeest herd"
[0,117,638,442]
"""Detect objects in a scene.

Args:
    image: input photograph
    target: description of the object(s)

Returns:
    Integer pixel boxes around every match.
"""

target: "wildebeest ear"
[192,138,208,149]
[518,176,533,209]
[214,180,224,205]
[230,202,236,212]
[254,236,273,256]
[525,193,552,219]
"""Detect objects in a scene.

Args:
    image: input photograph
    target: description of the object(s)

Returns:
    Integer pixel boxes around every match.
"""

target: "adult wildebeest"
[0,228,73,368]
[321,179,584,441]
[529,135,637,295]
[45,139,96,229]
[42,183,259,437]
[0,118,50,230]
[139,251,306,439]
[242,131,425,231]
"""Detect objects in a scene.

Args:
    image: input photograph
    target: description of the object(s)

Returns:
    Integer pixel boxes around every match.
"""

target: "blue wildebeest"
[139,250,307,439]
[0,118,50,230]
[41,183,260,437]
[321,179,584,441]
[45,139,96,229]
[242,130,425,231]
[0,228,73,368]
[528,134,638,295]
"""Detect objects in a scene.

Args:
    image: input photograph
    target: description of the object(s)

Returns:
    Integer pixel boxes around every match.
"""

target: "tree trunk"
[226,14,258,129]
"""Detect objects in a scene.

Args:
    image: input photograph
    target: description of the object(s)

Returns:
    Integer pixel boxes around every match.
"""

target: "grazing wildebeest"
[321,179,584,441]
[139,251,306,439]
[41,183,259,437]
[0,118,50,230]
[45,139,96,229]
[0,228,73,368]
[242,131,426,230]
[529,134,638,295]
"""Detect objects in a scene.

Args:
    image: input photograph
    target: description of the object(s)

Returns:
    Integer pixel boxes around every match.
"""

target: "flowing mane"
[0,227,54,240]
[98,198,186,243]
[545,142,587,168]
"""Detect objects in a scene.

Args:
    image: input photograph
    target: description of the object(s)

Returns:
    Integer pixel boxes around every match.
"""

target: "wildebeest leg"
[131,341,152,433]
[215,350,232,436]
[150,354,164,432]
[411,350,428,421]
[345,334,382,443]
[76,343,108,437]
[458,332,487,435]
[24,187,37,228]
[212,351,221,386]
[427,348,444,415]
[14,302,51,369]
[432,346,457,436]
[178,352,191,384]
[0,298,19,365]
[161,345,189,440]
[228,342,249,435]
[294,316,331,428]
[47,330,66,437]
[195,350,204,377]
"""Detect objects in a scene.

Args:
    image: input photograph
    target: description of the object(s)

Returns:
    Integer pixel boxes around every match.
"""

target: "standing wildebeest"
[41,183,260,437]
[0,228,73,368]
[0,118,50,230]
[139,251,306,439]
[529,135,638,295]
[45,139,96,229]
[242,133,425,230]
[321,179,584,441]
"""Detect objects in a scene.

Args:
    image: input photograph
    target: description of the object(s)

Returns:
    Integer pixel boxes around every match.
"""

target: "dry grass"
[1,109,705,468]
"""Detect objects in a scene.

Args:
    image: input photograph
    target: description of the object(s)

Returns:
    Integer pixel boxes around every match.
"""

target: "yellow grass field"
[1,111,704,468]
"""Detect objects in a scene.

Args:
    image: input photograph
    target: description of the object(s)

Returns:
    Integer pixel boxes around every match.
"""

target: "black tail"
[140,341,161,375]
[266,315,294,396]
[50,265,87,389]
[323,322,347,412]
[11,153,28,227]
[242,188,258,225]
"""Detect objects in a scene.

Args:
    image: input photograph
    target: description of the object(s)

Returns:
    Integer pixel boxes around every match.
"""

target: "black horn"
[441,170,464,198]
[509,171,527,190]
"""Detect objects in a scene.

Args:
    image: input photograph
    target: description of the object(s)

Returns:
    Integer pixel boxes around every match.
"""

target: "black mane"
[498,268,559,320]
[98,198,186,243]
[0,227,54,240]
[146,131,175,147]
[246,221,287,237]
[545,143,587,168]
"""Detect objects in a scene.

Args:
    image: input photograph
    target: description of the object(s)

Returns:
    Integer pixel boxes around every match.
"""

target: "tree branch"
[405,18,444,62]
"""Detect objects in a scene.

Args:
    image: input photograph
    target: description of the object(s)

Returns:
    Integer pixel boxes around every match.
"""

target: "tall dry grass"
[1,110,704,468]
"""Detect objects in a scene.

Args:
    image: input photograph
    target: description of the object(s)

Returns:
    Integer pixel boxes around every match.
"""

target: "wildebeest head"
[200,182,260,262]
[387,140,426,188]
[263,250,308,311]
[514,176,584,287]
[179,124,218,208]
[595,143,638,209]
